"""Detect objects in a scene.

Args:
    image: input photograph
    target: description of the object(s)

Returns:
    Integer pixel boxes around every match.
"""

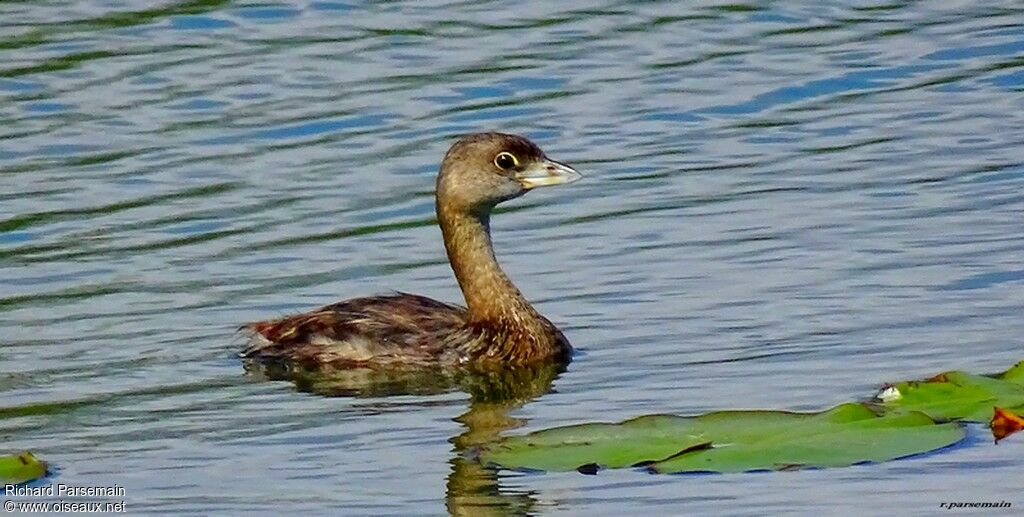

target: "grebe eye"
[494,152,519,171]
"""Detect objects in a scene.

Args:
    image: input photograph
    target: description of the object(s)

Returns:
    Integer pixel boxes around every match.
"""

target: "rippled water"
[2,1,1023,515]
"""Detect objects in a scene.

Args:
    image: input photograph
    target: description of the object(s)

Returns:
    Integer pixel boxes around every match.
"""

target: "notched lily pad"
[480,403,964,474]
[875,361,1024,421]
[480,359,1024,475]
[0,451,47,485]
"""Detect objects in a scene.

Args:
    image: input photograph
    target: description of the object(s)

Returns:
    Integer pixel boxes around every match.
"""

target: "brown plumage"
[242,132,581,368]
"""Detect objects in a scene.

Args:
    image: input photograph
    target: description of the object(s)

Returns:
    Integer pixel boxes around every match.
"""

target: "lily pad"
[0,451,47,485]
[480,403,964,474]
[874,361,1024,421]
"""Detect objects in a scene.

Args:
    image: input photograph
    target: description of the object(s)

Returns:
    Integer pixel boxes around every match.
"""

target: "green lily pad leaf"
[875,363,1024,422]
[999,360,1024,384]
[0,451,47,485]
[480,403,964,474]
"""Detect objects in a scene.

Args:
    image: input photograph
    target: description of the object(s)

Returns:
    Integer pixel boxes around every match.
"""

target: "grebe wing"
[241,293,470,364]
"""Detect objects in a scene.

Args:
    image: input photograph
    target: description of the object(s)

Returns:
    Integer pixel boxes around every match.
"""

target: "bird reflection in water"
[244,360,564,516]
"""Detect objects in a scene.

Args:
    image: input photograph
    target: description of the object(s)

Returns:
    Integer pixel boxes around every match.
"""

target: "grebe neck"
[437,204,541,326]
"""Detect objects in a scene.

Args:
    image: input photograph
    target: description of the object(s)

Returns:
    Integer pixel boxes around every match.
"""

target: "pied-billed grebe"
[242,133,581,367]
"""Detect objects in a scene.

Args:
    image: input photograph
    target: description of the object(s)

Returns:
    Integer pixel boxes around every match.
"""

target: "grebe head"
[436,132,581,215]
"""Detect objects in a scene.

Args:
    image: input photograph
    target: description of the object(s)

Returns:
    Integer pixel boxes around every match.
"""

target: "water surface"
[2,1,1023,515]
